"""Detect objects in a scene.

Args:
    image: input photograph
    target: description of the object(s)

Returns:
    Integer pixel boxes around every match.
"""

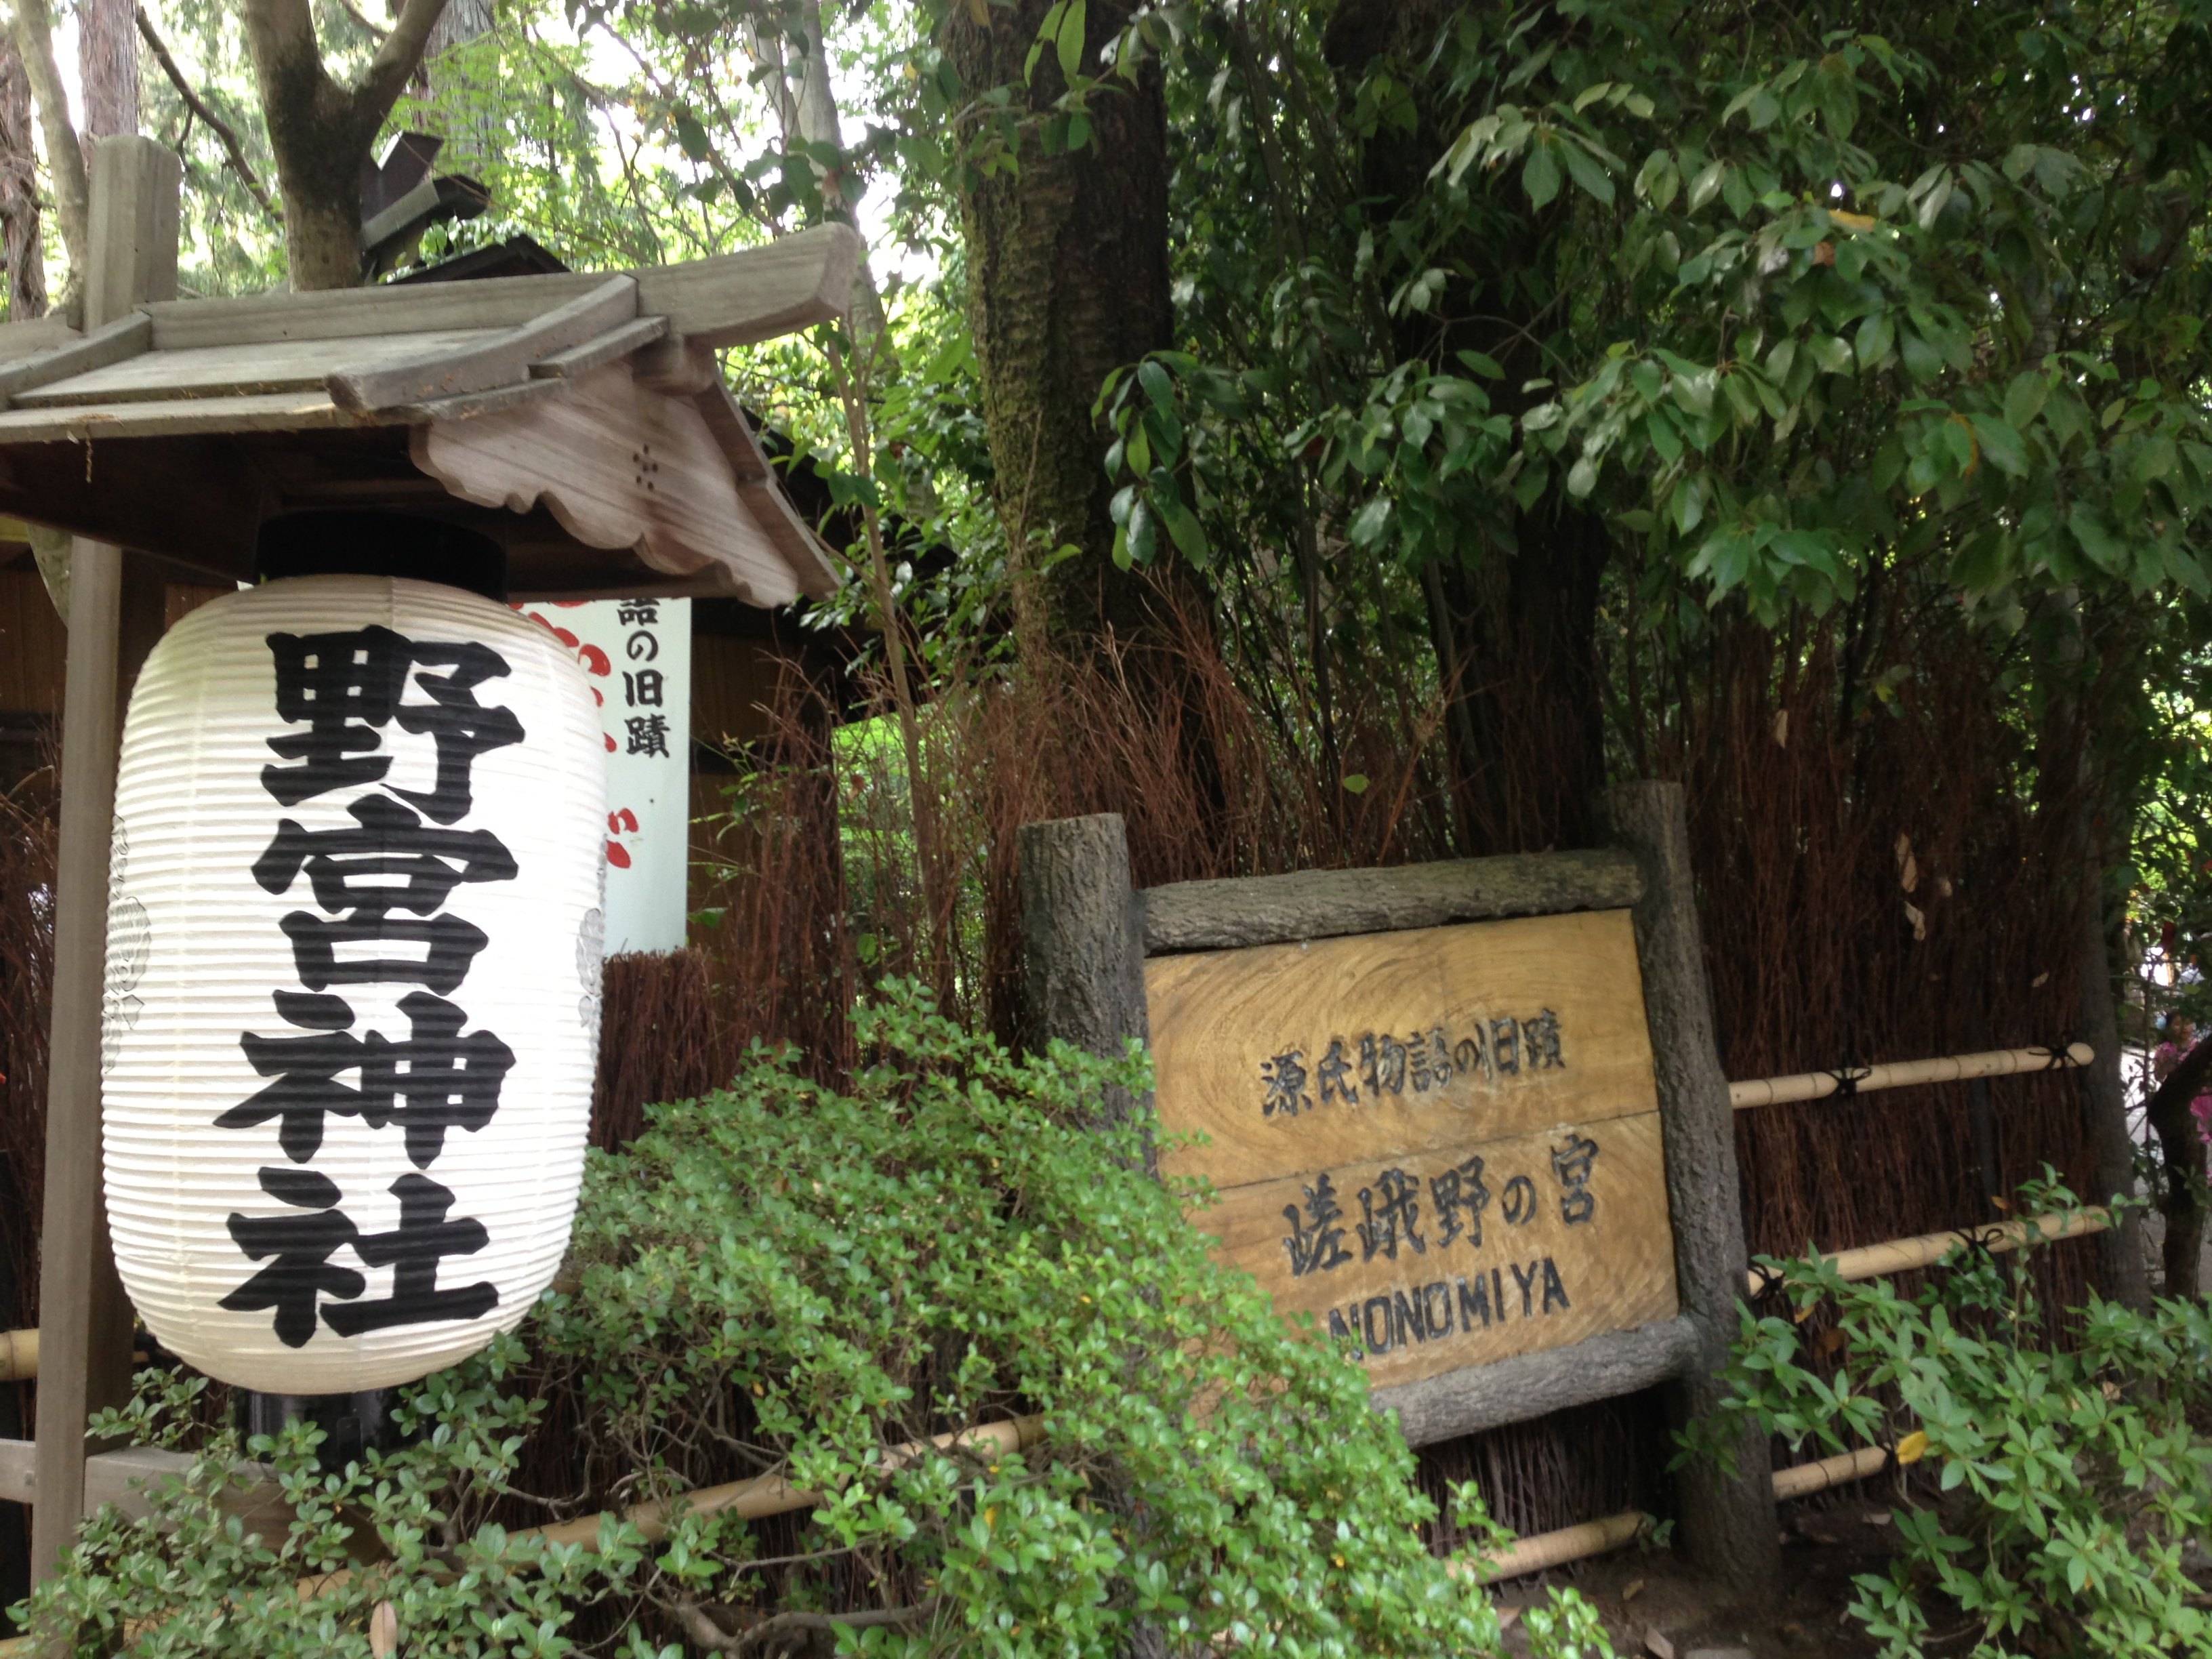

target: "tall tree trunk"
[1325,0,1616,857]
[241,0,451,290]
[785,0,890,370]
[0,43,45,321]
[77,0,138,140]
[945,0,1184,651]
[423,0,493,59]
[1424,504,1612,854]
[418,0,493,162]
[2033,594,2152,1309]
[8,0,87,307]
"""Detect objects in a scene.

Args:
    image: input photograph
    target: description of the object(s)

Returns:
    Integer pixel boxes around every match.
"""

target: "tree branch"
[7,0,85,304]
[353,0,449,127]
[673,1598,938,1656]
[136,6,276,218]
[331,0,388,41]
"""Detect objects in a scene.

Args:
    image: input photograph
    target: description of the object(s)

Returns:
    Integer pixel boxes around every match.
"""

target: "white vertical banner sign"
[510,599,693,954]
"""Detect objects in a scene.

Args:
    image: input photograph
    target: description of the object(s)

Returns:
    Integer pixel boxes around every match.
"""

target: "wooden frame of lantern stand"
[0,136,859,1600]
[1017,782,1782,1593]
[24,137,186,1593]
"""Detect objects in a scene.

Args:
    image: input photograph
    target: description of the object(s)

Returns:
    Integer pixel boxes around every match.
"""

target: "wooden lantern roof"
[0,223,859,602]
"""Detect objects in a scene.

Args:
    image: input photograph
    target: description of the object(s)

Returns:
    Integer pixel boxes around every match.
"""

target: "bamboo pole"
[272,1413,1048,1608]
[1467,1439,1909,1582]
[527,1412,1044,1549]
[1729,1042,2092,1111]
[0,1327,35,1383]
[1769,1443,1888,1501]
[1465,1511,1647,1580]
[1746,1207,2110,1295]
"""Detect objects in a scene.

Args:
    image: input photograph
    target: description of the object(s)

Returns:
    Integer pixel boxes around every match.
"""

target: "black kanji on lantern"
[260,626,414,805]
[253,794,518,914]
[221,1166,367,1348]
[262,630,520,818]
[321,1172,497,1336]
[279,908,490,994]
[388,642,525,823]
[228,992,516,1166]
[225,620,528,1350]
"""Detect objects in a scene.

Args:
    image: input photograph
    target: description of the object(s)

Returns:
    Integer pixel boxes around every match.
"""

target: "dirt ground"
[1494,1504,1903,1658]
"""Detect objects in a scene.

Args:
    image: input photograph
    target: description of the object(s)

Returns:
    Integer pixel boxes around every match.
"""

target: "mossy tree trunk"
[945,0,1186,653]
[1324,0,1614,857]
[241,0,451,291]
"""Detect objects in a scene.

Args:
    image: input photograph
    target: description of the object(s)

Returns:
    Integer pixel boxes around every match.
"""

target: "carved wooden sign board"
[1020,801,1774,1582]
[1147,912,1677,1391]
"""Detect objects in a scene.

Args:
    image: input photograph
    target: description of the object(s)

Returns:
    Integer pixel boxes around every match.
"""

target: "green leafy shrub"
[1705,1177,2212,1658]
[14,983,1596,1657]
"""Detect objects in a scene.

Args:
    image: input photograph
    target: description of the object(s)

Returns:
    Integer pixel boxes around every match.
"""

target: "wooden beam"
[632,223,861,349]
[1139,848,1643,954]
[1601,781,1780,1595]
[407,361,800,608]
[143,224,861,352]
[529,315,668,381]
[327,274,638,413]
[83,138,181,333]
[2,1439,287,1532]
[29,134,180,1595]
[695,380,842,600]
[0,314,151,409]
[28,538,136,1586]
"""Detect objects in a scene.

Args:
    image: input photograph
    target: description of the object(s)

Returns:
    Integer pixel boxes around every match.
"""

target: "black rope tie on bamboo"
[1746,1259,1792,1312]
[1825,1034,1864,1101]
[2040,1033,2080,1071]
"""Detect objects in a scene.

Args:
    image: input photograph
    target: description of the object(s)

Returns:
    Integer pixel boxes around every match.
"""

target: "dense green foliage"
[12,987,1587,1657]
[1708,1179,2212,1657]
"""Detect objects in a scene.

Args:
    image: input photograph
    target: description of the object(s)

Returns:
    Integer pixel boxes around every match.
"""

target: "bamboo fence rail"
[1728,1042,2092,1111]
[0,1328,32,1384]
[1745,1207,2110,1295]
[1467,1439,1916,1582]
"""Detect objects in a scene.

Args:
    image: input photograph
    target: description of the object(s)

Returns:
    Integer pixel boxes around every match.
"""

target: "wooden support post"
[1601,781,1780,1595]
[28,135,180,1592]
[27,538,131,1584]
[84,138,181,334]
[1018,813,1150,1138]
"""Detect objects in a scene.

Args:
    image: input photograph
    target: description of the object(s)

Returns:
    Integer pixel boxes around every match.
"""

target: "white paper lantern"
[103,574,607,1393]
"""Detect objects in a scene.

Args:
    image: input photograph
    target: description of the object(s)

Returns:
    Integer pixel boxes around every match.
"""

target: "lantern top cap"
[0,224,861,605]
